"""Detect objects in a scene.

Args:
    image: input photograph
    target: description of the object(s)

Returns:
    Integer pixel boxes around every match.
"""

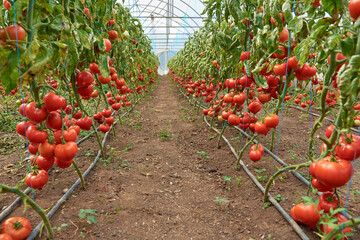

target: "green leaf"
[288,17,304,34]
[326,33,343,50]
[22,37,41,66]
[294,38,310,66]
[1,51,20,93]
[99,53,110,78]
[282,2,292,22]
[349,55,360,69]
[321,0,343,17]
[78,210,86,219]
[87,215,97,224]
[340,38,355,57]
[84,209,98,214]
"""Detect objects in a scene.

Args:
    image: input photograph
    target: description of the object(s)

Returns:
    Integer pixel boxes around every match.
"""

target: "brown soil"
[0,75,358,240]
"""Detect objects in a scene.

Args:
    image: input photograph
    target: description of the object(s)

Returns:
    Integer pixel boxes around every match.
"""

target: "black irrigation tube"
[26,94,145,240]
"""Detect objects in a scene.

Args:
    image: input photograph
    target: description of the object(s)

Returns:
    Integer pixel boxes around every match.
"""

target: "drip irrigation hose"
[202,115,310,240]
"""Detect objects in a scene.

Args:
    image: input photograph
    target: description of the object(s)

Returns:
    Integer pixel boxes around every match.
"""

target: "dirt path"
[42,76,301,239]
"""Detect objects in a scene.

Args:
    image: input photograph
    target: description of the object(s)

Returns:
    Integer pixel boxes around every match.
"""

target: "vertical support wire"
[273,0,296,174]
[11,0,36,201]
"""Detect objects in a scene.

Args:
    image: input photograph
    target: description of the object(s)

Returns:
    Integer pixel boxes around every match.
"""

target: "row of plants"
[168,0,360,239]
[0,0,158,239]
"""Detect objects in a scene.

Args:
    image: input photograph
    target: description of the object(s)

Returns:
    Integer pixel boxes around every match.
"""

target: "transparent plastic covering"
[122,0,207,74]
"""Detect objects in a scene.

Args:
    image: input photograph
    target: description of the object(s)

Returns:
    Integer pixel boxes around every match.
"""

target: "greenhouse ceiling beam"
[135,16,206,19]
[146,26,200,28]
[129,3,202,29]
[137,10,195,35]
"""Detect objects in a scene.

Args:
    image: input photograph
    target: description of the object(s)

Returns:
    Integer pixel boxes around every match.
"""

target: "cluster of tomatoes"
[0,217,31,240]
[294,93,315,108]
[291,124,359,237]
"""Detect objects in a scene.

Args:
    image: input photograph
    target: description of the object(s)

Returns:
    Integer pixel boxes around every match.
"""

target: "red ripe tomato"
[264,114,280,129]
[233,92,246,105]
[294,98,300,104]
[104,38,111,52]
[54,142,78,162]
[73,111,82,120]
[102,109,112,118]
[238,75,253,88]
[89,62,100,74]
[26,126,47,143]
[335,135,360,160]
[259,64,272,76]
[328,53,346,72]
[108,30,118,40]
[290,202,321,228]
[77,85,93,97]
[274,63,289,76]
[321,214,351,239]
[16,121,34,136]
[98,74,111,84]
[257,92,271,104]
[228,114,240,126]
[3,0,11,11]
[77,117,92,130]
[90,90,99,98]
[25,170,48,190]
[295,63,317,81]
[312,156,353,188]
[105,117,114,125]
[325,125,335,138]
[28,142,38,155]
[111,103,121,111]
[249,150,262,162]
[0,233,13,240]
[270,13,284,26]
[115,78,125,88]
[266,75,280,87]
[239,51,250,61]
[34,155,54,171]
[108,18,115,26]
[311,178,333,193]
[354,104,360,110]
[273,46,288,59]
[99,124,110,133]
[83,8,90,19]
[25,102,47,124]
[318,193,344,213]
[202,109,208,115]
[254,122,269,135]
[1,217,31,240]
[0,25,26,42]
[287,56,299,70]
[279,27,289,43]
[19,103,27,117]
[53,128,78,144]
[349,0,360,22]
[43,92,63,112]
[46,111,62,130]
[250,144,264,155]
[76,71,93,87]
[223,94,233,103]
[55,157,73,169]
[221,111,231,120]
[38,140,55,158]
[248,101,261,114]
